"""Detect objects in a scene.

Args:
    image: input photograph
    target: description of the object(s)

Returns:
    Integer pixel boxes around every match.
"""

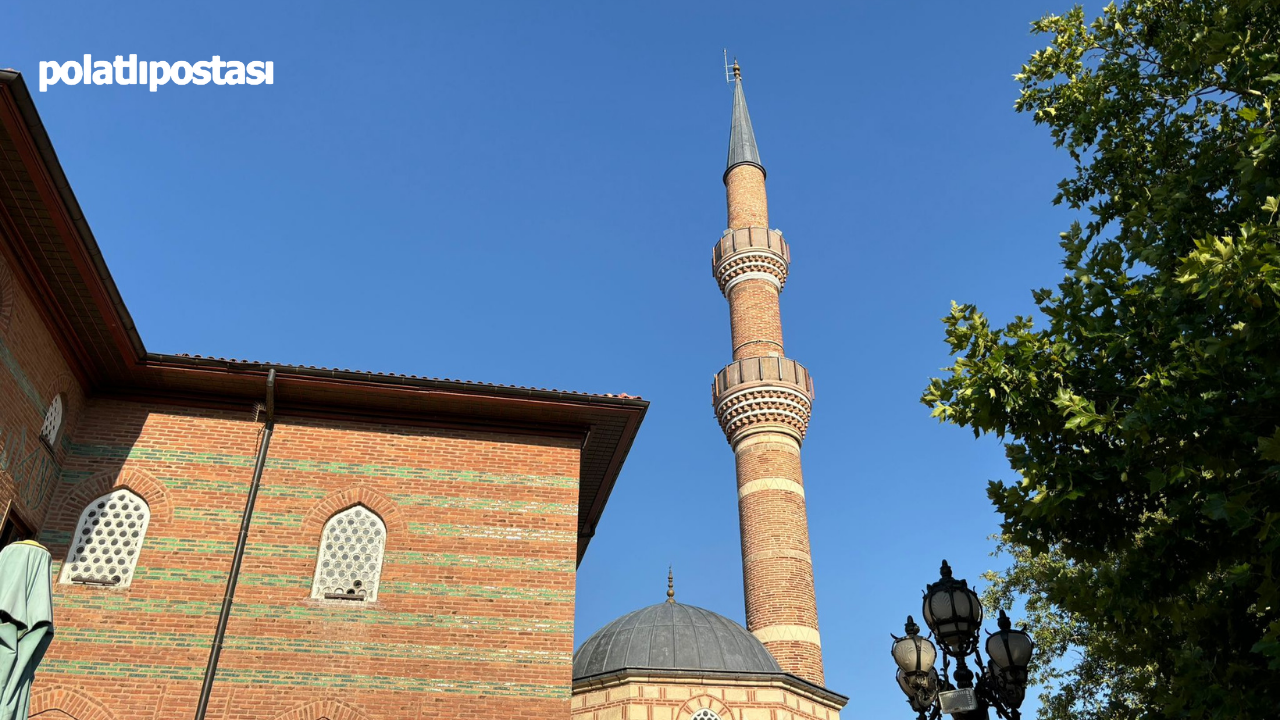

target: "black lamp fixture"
[890,561,1035,720]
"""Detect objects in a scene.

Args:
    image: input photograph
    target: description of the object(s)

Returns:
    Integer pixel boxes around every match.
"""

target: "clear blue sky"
[6,2,1089,716]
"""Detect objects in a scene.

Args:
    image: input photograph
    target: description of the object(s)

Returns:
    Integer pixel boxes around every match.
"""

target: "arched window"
[691,711,723,720]
[39,395,63,447]
[61,488,150,587]
[311,504,386,602]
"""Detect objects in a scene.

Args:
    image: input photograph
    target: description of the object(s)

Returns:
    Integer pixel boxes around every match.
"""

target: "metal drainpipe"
[195,369,276,720]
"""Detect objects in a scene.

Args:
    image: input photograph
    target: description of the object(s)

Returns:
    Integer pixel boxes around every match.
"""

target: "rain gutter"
[194,369,276,720]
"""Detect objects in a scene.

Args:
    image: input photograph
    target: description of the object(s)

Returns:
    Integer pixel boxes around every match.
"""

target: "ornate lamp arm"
[892,563,1033,720]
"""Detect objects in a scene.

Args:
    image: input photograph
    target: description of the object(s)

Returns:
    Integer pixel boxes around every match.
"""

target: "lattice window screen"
[311,504,386,601]
[691,710,723,720]
[40,395,63,446]
[61,488,150,587]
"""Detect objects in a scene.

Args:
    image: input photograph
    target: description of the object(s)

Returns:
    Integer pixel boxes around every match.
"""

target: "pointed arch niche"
[310,504,387,602]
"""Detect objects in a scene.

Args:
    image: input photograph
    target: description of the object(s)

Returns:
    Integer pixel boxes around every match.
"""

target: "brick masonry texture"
[0,255,84,535]
[719,161,826,686]
[726,165,769,230]
[734,435,824,686]
[0,256,590,719]
[571,678,842,720]
[41,405,581,719]
[729,280,784,360]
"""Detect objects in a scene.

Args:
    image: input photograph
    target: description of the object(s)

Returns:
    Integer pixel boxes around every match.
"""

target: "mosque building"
[0,61,843,720]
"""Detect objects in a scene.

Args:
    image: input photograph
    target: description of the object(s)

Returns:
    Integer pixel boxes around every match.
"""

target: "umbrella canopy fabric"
[0,540,54,720]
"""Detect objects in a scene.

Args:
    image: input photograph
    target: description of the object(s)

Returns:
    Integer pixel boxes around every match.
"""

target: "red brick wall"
[0,254,85,534]
[34,399,583,719]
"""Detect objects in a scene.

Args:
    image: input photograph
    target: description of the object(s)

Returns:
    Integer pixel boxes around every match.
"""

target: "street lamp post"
[890,561,1034,720]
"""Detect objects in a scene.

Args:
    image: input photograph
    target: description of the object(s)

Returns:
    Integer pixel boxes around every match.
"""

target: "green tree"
[922,1,1280,717]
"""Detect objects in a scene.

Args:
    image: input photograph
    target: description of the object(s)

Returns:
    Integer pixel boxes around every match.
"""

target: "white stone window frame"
[60,488,150,588]
[310,504,387,603]
[691,710,723,720]
[39,394,64,448]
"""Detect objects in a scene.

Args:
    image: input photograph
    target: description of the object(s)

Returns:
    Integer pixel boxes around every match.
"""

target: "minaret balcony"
[712,356,814,445]
[712,227,790,296]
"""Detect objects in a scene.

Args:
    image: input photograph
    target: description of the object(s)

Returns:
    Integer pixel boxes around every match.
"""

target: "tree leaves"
[924,1,1280,717]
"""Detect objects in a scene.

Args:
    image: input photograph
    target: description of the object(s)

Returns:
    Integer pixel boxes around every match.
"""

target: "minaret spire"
[725,62,764,182]
[710,62,827,687]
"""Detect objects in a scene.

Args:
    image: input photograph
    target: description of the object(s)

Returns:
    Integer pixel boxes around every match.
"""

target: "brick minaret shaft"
[712,63,824,686]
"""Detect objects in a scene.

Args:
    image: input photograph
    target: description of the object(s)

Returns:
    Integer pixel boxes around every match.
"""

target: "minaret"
[711,61,825,686]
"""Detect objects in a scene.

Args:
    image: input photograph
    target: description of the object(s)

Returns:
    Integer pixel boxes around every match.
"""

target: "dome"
[573,602,782,679]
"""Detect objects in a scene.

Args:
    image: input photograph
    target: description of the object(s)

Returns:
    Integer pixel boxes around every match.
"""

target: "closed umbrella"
[0,540,54,720]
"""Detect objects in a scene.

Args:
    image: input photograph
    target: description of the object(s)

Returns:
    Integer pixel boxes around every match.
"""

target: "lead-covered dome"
[573,602,782,680]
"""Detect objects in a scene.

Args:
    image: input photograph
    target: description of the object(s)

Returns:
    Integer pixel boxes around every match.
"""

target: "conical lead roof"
[725,74,765,183]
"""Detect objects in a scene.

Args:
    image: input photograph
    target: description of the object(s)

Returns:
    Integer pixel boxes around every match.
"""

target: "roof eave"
[144,352,651,407]
[0,69,148,365]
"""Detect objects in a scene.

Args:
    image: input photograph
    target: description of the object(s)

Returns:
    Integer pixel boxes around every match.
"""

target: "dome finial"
[732,59,741,81]
[667,566,675,603]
